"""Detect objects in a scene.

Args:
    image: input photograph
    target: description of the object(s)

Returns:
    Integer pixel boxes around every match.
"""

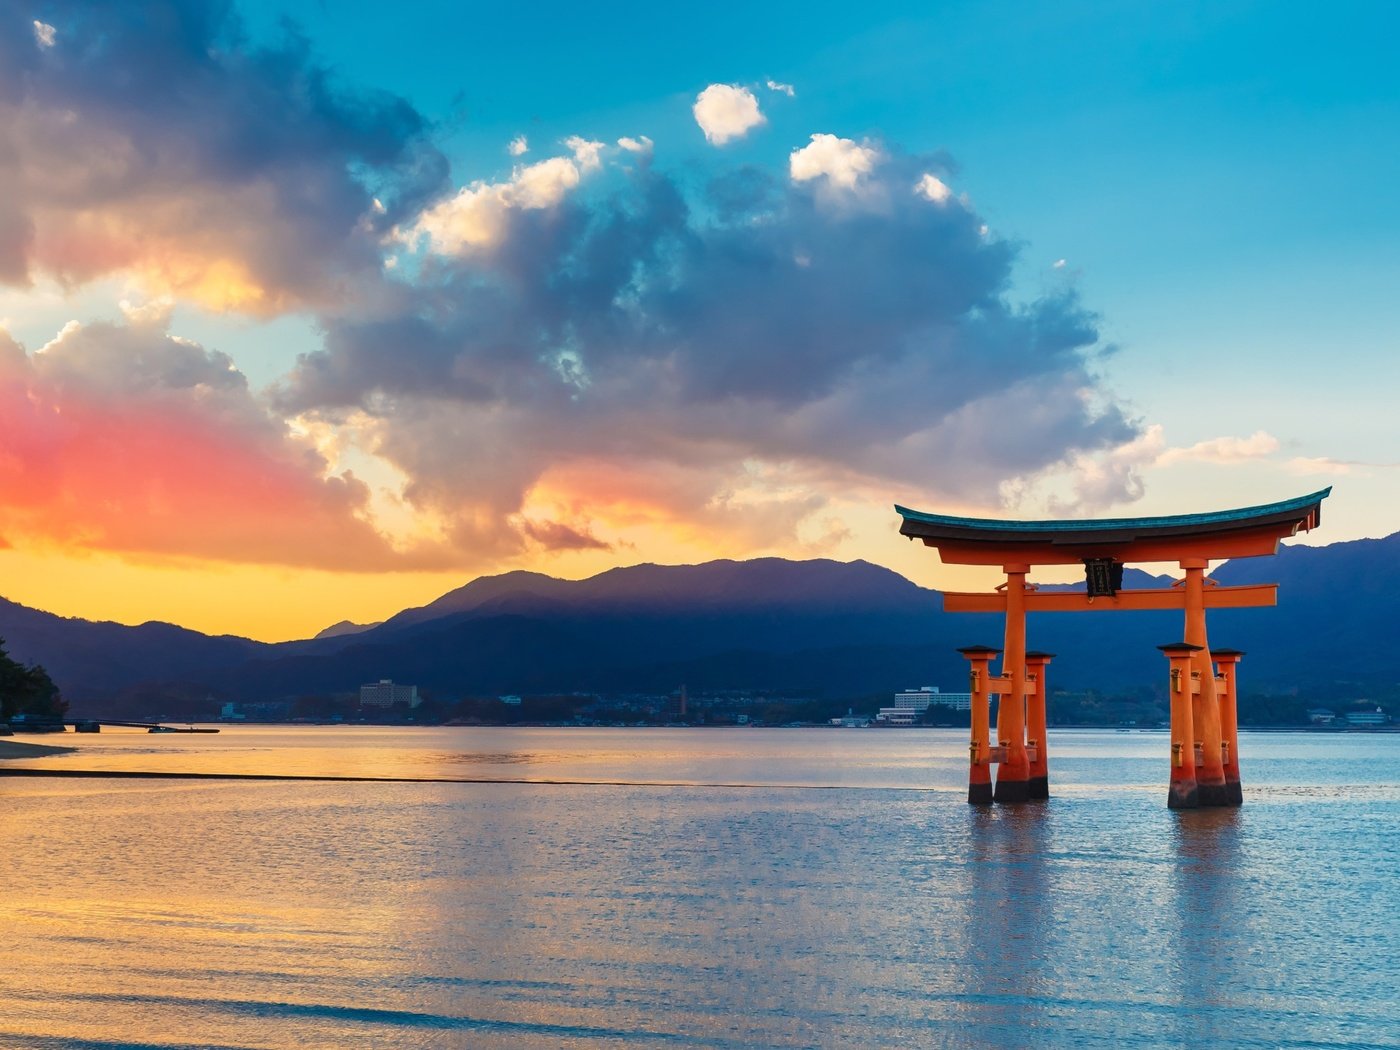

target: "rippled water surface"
[2,727,1397,1048]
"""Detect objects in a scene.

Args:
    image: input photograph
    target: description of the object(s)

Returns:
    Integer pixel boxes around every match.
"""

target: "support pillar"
[1211,649,1246,805]
[1180,559,1230,806]
[1159,643,1202,809]
[993,565,1031,804]
[1025,651,1054,799]
[958,646,1001,805]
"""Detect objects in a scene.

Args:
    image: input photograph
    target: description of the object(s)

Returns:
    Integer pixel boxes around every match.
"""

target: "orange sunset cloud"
[0,321,413,570]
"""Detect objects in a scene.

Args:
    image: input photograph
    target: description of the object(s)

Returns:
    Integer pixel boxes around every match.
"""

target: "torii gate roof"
[895,487,1330,566]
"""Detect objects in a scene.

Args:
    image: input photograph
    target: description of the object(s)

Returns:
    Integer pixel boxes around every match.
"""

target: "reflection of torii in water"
[894,488,1330,809]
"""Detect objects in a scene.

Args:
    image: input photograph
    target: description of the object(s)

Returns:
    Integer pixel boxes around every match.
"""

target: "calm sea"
[1,727,1396,1049]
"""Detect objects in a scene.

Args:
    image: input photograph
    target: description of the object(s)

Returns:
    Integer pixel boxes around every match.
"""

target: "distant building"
[666,686,688,721]
[830,708,870,728]
[876,686,972,724]
[219,701,246,721]
[897,686,972,712]
[499,695,522,706]
[360,679,420,708]
[1306,708,1335,725]
[1345,707,1389,727]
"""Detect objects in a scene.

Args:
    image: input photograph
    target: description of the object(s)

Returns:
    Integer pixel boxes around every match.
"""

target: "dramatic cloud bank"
[0,2,1152,571]
[277,139,1137,564]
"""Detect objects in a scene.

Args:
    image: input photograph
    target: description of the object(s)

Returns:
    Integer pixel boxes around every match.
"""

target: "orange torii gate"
[894,489,1330,809]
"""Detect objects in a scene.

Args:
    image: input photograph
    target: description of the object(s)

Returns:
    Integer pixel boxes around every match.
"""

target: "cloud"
[915,172,952,204]
[1286,455,1396,476]
[790,134,882,191]
[765,79,795,97]
[0,9,1151,571]
[517,519,612,551]
[0,1,448,313]
[565,135,605,172]
[0,318,422,569]
[693,84,766,145]
[508,135,529,157]
[411,154,585,253]
[1017,426,1288,516]
[1157,429,1279,465]
[1030,427,1163,515]
[276,143,1138,562]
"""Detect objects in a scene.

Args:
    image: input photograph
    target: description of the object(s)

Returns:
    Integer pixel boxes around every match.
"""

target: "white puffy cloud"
[412,155,583,252]
[693,84,766,145]
[508,135,529,157]
[618,136,654,154]
[790,134,882,190]
[32,20,55,48]
[564,135,605,172]
[511,156,582,206]
[915,172,952,203]
[766,79,795,97]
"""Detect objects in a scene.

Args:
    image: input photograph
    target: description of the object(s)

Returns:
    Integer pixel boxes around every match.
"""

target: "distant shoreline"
[0,739,77,760]
[36,720,1395,733]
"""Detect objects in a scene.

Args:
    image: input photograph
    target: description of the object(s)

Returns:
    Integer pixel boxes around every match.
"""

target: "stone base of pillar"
[1224,778,1243,806]
[993,776,1030,804]
[1026,775,1049,800]
[1167,779,1200,809]
[1196,779,1234,807]
[968,779,993,805]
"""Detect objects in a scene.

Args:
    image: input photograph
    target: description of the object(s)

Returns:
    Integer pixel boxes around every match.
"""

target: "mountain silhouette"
[0,537,1394,708]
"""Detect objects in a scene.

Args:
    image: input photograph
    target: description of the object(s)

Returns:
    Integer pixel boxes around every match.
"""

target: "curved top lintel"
[895,488,1330,538]
[895,489,1329,566]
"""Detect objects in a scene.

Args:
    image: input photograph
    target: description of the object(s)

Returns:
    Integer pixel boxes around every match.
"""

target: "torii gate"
[894,488,1330,809]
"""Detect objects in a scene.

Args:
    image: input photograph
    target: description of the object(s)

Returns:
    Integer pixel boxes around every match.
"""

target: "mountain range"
[1,531,1396,712]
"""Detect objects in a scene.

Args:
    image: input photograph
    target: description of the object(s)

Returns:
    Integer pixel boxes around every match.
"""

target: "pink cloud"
[0,323,418,569]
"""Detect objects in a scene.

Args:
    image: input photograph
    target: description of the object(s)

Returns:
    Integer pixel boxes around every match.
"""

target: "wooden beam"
[941,583,1277,614]
[925,523,1291,565]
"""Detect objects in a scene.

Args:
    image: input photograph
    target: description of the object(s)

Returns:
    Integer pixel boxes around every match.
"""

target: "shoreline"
[0,739,77,760]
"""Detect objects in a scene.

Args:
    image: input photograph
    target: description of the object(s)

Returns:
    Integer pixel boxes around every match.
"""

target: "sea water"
[1,727,1396,1048]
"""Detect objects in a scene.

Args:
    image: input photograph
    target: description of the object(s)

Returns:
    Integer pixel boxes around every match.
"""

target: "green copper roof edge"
[894,487,1331,533]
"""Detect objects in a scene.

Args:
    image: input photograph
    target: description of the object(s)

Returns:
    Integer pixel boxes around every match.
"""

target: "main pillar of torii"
[895,489,1329,808]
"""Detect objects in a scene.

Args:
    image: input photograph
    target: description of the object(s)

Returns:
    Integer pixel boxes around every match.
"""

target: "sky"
[1,0,1396,641]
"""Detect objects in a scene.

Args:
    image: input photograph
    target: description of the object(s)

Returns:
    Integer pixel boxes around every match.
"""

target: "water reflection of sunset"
[2,731,1398,1046]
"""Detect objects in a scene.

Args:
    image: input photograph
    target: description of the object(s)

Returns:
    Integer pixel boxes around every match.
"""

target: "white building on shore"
[876,686,972,725]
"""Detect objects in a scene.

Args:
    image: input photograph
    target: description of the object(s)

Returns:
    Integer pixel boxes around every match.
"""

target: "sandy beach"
[0,739,76,759]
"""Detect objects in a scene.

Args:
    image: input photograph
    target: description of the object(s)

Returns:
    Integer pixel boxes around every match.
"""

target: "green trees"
[0,638,67,721]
